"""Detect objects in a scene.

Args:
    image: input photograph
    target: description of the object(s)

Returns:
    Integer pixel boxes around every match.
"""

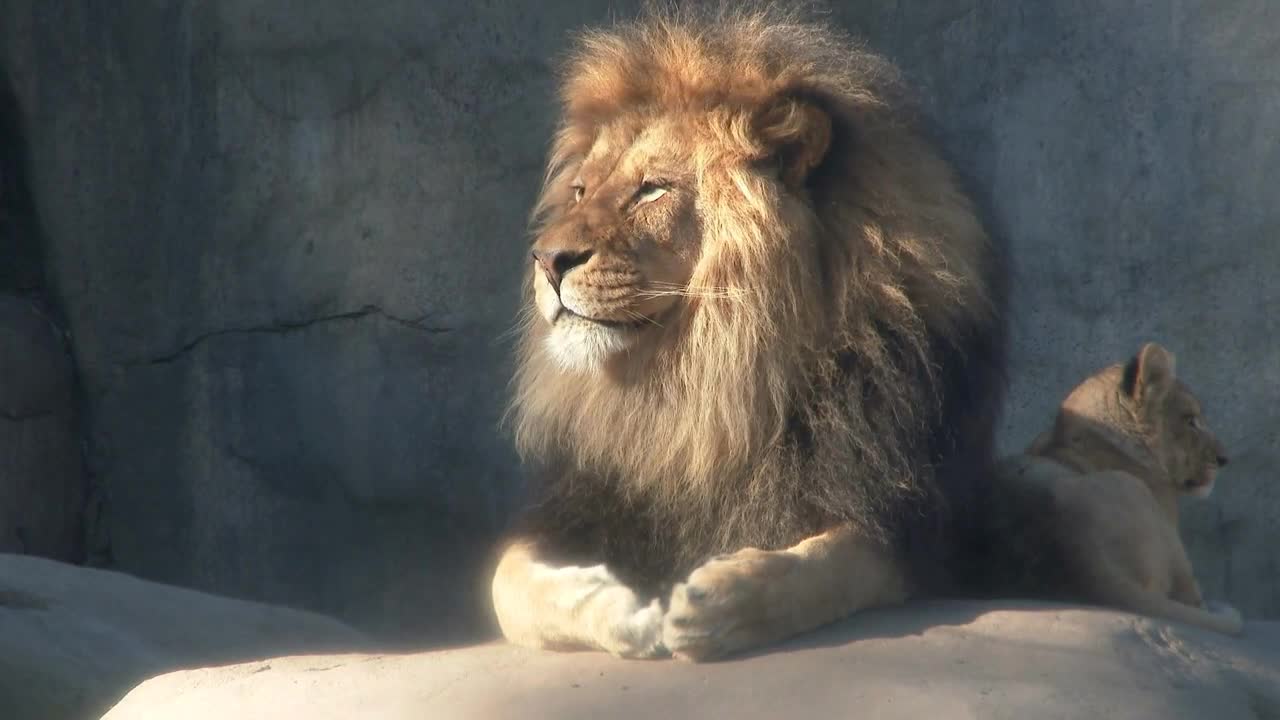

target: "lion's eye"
[1187,415,1202,429]
[572,185,585,203]
[635,181,669,205]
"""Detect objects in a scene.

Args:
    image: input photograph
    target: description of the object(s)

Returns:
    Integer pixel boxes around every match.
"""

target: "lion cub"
[986,342,1242,635]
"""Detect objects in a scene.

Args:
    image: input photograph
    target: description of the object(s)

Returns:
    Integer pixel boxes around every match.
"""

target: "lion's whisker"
[646,281,744,294]
[624,309,663,328]
[636,289,746,303]
[497,305,539,344]
[634,283,747,299]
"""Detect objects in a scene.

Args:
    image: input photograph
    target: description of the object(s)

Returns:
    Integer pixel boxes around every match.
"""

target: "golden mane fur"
[508,2,1006,585]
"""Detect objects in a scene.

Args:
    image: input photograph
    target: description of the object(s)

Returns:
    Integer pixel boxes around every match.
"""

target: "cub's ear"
[753,96,832,189]
[1122,342,1177,405]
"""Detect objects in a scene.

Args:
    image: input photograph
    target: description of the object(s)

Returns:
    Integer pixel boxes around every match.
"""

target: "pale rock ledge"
[5,553,1277,720]
[109,601,1280,719]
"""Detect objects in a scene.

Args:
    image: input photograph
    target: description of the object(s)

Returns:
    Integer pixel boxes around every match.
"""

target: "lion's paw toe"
[661,550,797,661]
[662,581,732,661]
[602,595,669,659]
[1204,599,1244,632]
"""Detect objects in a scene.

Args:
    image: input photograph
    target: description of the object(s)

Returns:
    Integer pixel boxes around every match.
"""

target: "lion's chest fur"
[516,455,834,599]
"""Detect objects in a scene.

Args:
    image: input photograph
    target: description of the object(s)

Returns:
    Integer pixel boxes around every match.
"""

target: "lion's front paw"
[1204,599,1244,633]
[600,594,669,659]
[662,548,798,662]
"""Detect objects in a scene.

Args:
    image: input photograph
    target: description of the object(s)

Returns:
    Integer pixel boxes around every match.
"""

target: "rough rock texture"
[0,73,87,563]
[0,75,44,294]
[0,554,369,720]
[0,0,1276,644]
[0,2,576,642]
[0,297,84,560]
[103,602,1280,720]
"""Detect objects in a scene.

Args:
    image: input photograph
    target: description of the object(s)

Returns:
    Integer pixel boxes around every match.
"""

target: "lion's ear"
[1123,342,1177,405]
[754,97,832,189]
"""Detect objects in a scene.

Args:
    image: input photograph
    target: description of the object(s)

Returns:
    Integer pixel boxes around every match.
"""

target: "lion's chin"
[543,317,637,373]
[1186,467,1217,499]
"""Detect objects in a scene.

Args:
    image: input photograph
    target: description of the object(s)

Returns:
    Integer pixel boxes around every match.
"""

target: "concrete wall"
[0,1,1275,643]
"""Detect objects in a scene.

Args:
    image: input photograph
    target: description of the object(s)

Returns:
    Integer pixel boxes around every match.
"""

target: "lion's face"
[1118,342,1230,499]
[1150,381,1230,499]
[1057,343,1231,500]
[529,118,704,372]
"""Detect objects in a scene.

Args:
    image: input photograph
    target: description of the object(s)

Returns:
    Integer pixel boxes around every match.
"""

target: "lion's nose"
[531,248,593,293]
[1216,454,1229,467]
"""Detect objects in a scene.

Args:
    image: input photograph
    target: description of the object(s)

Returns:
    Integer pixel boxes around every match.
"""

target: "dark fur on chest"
[511,308,1009,601]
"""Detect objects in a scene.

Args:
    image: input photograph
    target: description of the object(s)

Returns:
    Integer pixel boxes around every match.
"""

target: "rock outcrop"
[0,297,84,561]
[102,601,1280,720]
[0,554,369,720]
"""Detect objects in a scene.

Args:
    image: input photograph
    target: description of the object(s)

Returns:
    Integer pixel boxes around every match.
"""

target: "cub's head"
[1050,342,1230,499]
[1119,343,1229,498]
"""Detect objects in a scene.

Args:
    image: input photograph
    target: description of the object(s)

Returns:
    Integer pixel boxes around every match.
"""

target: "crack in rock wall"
[0,60,87,566]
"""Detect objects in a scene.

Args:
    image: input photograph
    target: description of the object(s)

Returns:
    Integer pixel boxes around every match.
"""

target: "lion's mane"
[508,2,1010,596]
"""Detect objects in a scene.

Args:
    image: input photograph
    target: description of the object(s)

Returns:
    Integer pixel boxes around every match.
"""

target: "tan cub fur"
[988,342,1241,635]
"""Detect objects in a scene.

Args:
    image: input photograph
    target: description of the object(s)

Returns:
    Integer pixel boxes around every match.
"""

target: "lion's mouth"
[555,307,649,330]
[1185,466,1218,496]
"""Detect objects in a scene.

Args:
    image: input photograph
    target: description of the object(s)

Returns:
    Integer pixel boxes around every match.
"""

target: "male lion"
[984,342,1242,635]
[491,3,1009,661]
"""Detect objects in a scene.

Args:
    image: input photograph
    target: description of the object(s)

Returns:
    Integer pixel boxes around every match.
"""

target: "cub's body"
[987,343,1241,635]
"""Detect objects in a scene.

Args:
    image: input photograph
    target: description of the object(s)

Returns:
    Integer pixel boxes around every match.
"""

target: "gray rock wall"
[0,298,83,561]
[0,1,1275,642]
[0,67,85,565]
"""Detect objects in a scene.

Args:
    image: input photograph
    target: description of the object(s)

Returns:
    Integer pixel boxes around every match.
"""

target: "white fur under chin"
[1188,468,1217,499]
[1189,479,1215,499]
[544,321,631,373]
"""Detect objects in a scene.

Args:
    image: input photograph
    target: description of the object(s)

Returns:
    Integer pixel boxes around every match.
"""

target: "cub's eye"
[1186,415,1202,429]
[571,184,585,203]
[635,181,669,205]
